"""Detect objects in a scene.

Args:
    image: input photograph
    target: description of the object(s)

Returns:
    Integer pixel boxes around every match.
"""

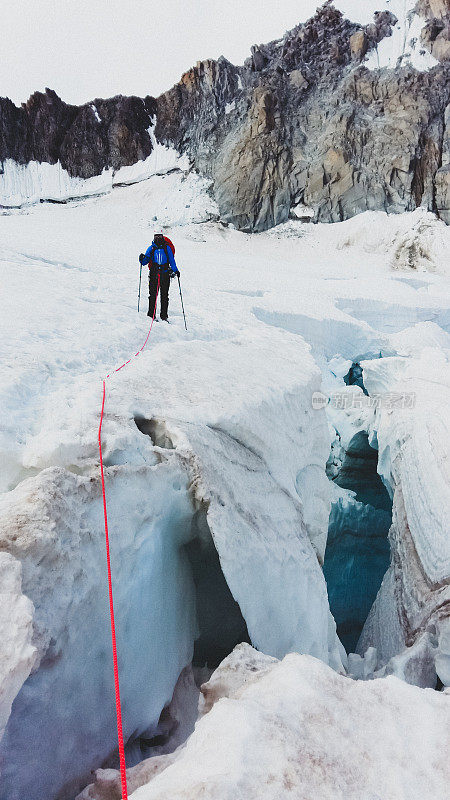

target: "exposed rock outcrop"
[350,30,369,60]
[152,3,450,230]
[0,89,157,178]
[1,3,450,229]
[435,102,450,222]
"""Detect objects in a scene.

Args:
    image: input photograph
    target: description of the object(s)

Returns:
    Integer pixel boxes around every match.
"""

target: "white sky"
[0,1,393,106]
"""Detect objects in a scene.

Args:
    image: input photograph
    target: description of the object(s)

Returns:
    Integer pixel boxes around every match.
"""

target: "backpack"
[163,236,175,256]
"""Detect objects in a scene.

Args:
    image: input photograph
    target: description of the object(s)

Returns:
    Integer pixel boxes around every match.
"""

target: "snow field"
[0,170,449,797]
[123,644,450,800]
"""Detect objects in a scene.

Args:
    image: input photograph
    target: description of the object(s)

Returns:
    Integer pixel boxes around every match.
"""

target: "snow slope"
[81,644,450,800]
[0,172,450,798]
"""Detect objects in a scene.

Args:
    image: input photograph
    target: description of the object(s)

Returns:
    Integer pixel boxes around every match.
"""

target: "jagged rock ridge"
[1,2,450,228]
[0,90,156,178]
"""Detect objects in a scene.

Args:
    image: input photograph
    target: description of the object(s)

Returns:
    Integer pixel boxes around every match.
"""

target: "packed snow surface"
[0,168,449,799]
[82,644,450,800]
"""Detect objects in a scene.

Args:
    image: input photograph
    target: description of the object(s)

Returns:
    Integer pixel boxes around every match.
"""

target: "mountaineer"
[139,233,179,321]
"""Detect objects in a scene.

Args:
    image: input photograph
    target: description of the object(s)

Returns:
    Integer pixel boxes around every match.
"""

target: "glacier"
[0,168,449,798]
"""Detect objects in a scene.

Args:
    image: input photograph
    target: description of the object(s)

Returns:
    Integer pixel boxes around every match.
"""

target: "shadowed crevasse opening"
[122,510,251,770]
[134,415,251,670]
[134,416,175,449]
[343,362,369,395]
[185,510,251,669]
[323,431,392,653]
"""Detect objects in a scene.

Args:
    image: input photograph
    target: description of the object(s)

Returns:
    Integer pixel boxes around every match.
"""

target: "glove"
[139,253,145,264]
[169,268,179,278]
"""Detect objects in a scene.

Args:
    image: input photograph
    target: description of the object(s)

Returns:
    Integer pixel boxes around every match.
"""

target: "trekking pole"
[177,274,187,331]
[137,261,142,312]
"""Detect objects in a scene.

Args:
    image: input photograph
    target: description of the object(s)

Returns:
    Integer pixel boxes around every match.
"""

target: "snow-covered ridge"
[334,208,450,274]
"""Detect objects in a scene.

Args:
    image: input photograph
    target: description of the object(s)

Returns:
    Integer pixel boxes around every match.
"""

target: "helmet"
[154,232,165,247]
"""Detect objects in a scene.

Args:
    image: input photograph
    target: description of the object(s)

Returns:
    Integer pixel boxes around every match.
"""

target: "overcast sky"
[0,1,387,106]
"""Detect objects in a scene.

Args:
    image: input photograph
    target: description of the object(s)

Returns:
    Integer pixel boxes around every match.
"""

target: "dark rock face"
[1,2,450,229]
[0,89,157,178]
[435,103,450,222]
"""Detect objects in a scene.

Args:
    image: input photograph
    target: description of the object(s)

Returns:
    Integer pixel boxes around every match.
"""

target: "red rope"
[97,274,160,798]
[98,380,128,799]
[106,275,161,378]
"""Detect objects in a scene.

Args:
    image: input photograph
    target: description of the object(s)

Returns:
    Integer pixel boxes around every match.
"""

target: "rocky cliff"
[1,1,450,229]
[0,90,157,178]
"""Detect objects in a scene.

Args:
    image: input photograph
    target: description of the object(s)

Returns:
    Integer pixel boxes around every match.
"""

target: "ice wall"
[0,159,113,207]
[0,465,197,800]
[356,351,450,686]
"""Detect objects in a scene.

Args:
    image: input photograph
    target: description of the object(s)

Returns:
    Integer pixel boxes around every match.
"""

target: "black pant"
[148,268,170,318]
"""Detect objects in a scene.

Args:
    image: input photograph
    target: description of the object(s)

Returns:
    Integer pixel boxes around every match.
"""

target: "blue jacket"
[142,240,179,274]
